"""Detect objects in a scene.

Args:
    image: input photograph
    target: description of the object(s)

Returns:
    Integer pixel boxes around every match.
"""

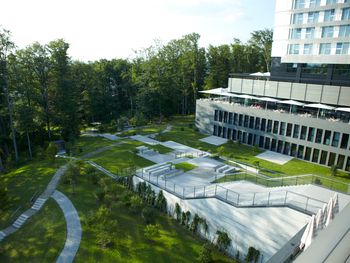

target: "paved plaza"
[256,150,293,165]
[199,135,228,146]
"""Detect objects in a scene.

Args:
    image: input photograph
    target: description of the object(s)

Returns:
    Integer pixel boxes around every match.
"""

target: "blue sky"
[1,0,276,61]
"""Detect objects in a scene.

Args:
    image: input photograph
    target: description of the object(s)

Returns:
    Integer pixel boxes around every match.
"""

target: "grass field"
[88,140,154,174]
[118,125,166,137]
[0,158,66,229]
[71,136,116,156]
[0,199,66,263]
[148,144,173,154]
[58,167,235,263]
[175,162,197,172]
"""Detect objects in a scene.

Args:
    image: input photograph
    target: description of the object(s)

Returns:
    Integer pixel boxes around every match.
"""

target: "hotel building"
[195,0,350,171]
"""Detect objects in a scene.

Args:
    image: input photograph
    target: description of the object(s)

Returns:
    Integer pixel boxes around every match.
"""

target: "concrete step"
[32,198,47,210]
[13,214,29,228]
[222,167,236,174]
[217,165,230,173]
[0,231,6,241]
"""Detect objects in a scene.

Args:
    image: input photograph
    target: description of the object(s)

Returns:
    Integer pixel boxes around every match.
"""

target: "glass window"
[303,44,313,54]
[261,119,266,131]
[340,133,349,149]
[237,130,242,141]
[324,9,335,22]
[328,152,336,166]
[337,155,345,170]
[255,117,261,130]
[291,28,302,39]
[305,147,312,161]
[286,123,293,137]
[346,157,350,172]
[293,125,300,138]
[223,127,227,138]
[259,136,264,148]
[244,115,249,127]
[219,111,223,122]
[308,12,319,23]
[271,139,277,151]
[233,129,237,140]
[289,44,300,54]
[279,122,286,135]
[277,141,283,153]
[218,126,222,137]
[308,127,315,142]
[319,43,331,54]
[315,129,323,143]
[298,145,304,158]
[309,0,321,7]
[293,13,304,24]
[228,128,232,139]
[305,27,315,39]
[265,137,271,150]
[233,113,238,125]
[249,116,254,129]
[336,43,350,54]
[214,110,218,121]
[238,114,243,126]
[213,125,217,136]
[342,8,350,20]
[291,144,297,157]
[284,142,290,155]
[326,0,337,4]
[322,26,334,38]
[300,126,307,140]
[228,112,233,124]
[248,133,253,145]
[323,130,332,145]
[339,25,350,37]
[312,149,320,163]
[294,0,305,9]
[267,120,272,133]
[223,111,228,123]
[273,121,279,134]
[242,132,247,143]
[320,151,328,165]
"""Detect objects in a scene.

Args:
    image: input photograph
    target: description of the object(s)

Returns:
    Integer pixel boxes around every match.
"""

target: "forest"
[0,26,272,169]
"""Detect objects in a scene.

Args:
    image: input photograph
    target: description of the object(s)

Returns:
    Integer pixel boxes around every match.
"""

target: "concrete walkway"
[0,164,69,242]
[52,190,82,263]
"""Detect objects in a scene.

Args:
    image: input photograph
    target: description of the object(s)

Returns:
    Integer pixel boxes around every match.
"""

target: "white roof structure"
[278,100,305,106]
[305,103,335,110]
[335,107,350,113]
[250,72,271,77]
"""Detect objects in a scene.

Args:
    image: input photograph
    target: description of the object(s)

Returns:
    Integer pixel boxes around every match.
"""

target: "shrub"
[142,206,156,224]
[216,230,231,252]
[95,189,105,204]
[144,224,160,242]
[198,243,213,263]
[174,203,181,221]
[130,195,143,213]
[46,142,58,162]
[314,178,322,185]
[96,229,113,248]
[245,246,260,263]
[180,127,185,131]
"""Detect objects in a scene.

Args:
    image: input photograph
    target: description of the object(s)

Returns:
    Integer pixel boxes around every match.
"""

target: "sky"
[1,0,276,61]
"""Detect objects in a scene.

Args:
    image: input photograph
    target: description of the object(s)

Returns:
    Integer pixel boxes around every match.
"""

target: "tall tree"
[249,29,273,72]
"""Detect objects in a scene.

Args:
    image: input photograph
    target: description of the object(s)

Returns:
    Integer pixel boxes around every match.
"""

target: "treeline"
[0,27,272,167]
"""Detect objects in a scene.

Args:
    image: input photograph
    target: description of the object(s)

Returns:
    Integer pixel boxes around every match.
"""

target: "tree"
[174,202,181,221]
[0,184,10,214]
[245,246,260,263]
[190,213,201,233]
[248,29,273,72]
[198,243,213,263]
[155,190,167,213]
[215,230,231,252]
[144,224,160,242]
[46,142,58,162]
[141,206,156,224]
[130,195,143,213]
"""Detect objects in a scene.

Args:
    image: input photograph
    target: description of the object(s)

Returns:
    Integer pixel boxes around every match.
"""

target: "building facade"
[195,0,350,171]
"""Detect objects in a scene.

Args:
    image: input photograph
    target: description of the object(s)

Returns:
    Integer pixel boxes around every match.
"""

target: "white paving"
[130,135,160,145]
[199,135,228,146]
[256,151,293,165]
[52,190,82,263]
[161,141,209,156]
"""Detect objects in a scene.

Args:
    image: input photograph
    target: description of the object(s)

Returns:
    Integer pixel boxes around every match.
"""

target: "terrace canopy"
[199,87,230,96]
[335,107,350,113]
[305,103,335,110]
[278,100,305,106]
[255,97,279,102]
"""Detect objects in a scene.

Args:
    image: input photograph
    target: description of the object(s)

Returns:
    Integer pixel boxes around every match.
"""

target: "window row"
[292,8,350,25]
[213,110,350,149]
[288,42,350,55]
[294,0,349,10]
[290,25,350,40]
[213,125,350,171]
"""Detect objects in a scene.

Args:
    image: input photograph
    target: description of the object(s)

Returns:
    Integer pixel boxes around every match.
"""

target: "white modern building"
[195,0,350,171]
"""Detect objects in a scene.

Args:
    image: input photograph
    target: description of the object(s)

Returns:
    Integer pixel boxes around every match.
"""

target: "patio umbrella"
[304,215,316,250]
[256,97,279,102]
[325,198,333,227]
[250,72,264,76]
[333,193,339,215]
[263,72,271,77]
[335,107,350,113]
[278,100,305,106]
[305,103,335,118]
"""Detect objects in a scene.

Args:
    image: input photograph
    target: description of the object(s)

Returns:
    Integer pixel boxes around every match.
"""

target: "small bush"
[180,127,185,131]
[314,178,322,185]
[198,243,213,263]
[142,206,156,224]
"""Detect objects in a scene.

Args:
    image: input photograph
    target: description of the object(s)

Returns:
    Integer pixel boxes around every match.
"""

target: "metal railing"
[136,172,326,215]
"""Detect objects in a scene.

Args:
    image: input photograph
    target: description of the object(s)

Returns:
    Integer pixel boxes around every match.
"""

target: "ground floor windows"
[346,157,350,172]
[340,133,349,149]
[328,152,336,167]
[259,136,264,148]
[320,150,328,165]
[271,139,277,151]
[291,143,297,157]
[312,149,320,163]
[265,137,271,150]
[248,133,253,145]
[337,155,345,170]
[305,147,312,161]
[300,126,307,140]
[297,145,304,158]
[277,140,283,153]
[273,121,279,134]
[284,142,290,155]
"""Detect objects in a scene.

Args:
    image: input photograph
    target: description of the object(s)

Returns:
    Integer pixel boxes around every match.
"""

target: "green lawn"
[119,125,166,137]
[0,199,66,262]
[0,159,66,229]
[148,144,173,154]
[88,140,154,174]
[175,162,197,172]
[58,167,235,263]
[71,135,116,156]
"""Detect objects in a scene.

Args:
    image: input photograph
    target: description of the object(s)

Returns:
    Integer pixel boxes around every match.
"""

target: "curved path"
[52,190,82,263]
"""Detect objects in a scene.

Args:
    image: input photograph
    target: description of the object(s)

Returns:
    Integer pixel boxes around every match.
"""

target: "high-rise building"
[195,0,350,171]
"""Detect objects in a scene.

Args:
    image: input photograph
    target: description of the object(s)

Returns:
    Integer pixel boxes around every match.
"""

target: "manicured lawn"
[58,167,235,263]
[0,199,66,262]
[148,144,173,154]
[0,159,66,229]
[119,125,166,137]
[89,140,154,174]
[175,162,197,172]
[71,135,116,156]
